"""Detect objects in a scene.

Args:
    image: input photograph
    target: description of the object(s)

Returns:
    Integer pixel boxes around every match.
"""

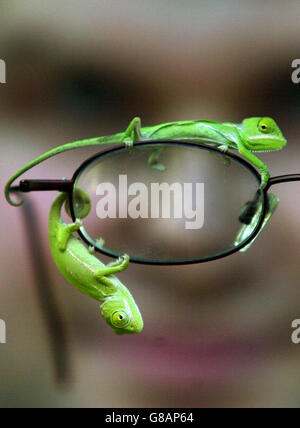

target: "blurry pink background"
[1,0,300,407]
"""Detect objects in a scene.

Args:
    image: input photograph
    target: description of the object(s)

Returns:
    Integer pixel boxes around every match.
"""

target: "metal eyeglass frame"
[11,140,300,265]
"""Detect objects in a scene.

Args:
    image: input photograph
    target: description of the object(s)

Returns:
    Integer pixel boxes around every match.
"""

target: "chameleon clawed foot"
[148,147,166,172]
[150,162,167,172]
[90,238,105,253]
[124,140,134,151]
[107,254,130,269]
[123,117,142,152]
[218,144,229,153]
[95,237,105,248]
[222,155,231,167]
[94,254,130,283]
[74,218,83,228]
[58,218,83,251]
[88,245,95,254]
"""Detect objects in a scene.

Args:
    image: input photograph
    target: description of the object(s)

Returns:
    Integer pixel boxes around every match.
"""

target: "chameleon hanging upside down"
[49,190,143,334]
[5,116,287,206]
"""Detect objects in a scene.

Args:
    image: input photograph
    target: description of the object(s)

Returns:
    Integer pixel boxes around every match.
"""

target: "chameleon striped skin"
[49,191,143,335]
[5,116,286,206]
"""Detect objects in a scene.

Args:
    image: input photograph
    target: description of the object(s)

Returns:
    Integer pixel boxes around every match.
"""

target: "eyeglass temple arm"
[266,174,300,190]
[236,173,300,251]
[11,179,73,193]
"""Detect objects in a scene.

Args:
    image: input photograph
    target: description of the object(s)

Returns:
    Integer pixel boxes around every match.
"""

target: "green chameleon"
[5,116,286,206]
[49,190,143,335]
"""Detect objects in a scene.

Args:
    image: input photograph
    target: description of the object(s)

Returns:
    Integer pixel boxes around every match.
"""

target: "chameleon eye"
[111,310,130,328]
[258,117,275,134]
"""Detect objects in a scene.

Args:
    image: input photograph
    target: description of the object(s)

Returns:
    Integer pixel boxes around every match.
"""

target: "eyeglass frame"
[11,140,300,265]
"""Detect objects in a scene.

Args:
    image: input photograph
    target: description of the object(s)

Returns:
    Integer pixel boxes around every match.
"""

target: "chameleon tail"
[64,188,92,219]
[49,193,70,228]
[48,188,92,232]
[4,133,124,207]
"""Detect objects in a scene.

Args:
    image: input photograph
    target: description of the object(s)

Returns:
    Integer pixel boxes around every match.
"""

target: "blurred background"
[1,0,300,408]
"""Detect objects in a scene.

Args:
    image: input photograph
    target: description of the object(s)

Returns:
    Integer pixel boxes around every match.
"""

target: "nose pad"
[239,200,260,225]
[235,193,279,252]
[238,189,262,225]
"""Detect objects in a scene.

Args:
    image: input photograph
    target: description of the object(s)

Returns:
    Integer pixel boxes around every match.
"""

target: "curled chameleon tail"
[49,189,143,334]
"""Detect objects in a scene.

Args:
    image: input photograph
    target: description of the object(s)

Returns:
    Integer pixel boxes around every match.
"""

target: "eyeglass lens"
[72,143,264,263]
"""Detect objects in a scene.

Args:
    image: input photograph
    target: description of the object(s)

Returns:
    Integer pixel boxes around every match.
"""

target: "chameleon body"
[49,191,143,334]
[5,116,286,206]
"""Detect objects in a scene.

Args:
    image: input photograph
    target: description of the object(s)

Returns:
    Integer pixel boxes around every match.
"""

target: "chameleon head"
[100,294,143,335]
[240,117,287,152]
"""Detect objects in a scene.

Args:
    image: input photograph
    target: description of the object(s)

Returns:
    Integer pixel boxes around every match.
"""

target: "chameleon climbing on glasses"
[5,116,286,207]
[4,116,288,334]
[49,190,143,335]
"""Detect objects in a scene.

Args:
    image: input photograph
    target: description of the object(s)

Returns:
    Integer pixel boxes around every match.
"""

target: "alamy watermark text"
[0,319,6,344]
[291,59,300,84]
[95,175,205,229]
[0,59,6,84]
[291,319,300,344]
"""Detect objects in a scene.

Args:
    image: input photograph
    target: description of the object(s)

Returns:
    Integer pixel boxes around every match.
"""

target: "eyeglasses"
[11,140,300,265]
